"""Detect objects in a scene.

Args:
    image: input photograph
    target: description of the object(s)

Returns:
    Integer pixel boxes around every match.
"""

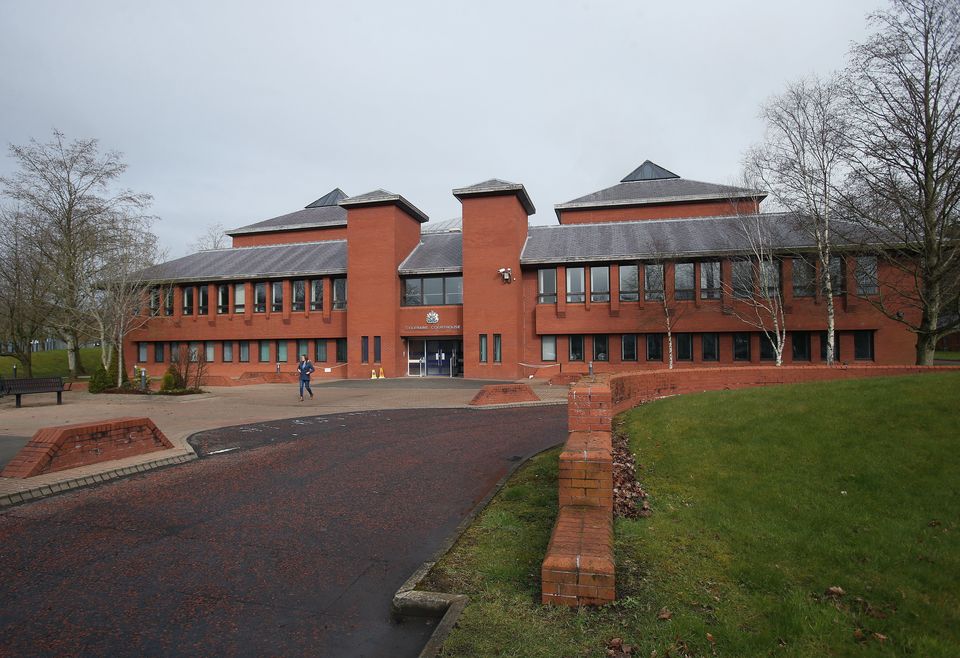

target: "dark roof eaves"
[553,191,768,218]
[226,220,347,236]
[397,266,464,276]
[138,267,348,285]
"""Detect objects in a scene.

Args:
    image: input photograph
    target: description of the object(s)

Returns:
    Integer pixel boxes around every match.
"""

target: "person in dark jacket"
[297,354,315,401]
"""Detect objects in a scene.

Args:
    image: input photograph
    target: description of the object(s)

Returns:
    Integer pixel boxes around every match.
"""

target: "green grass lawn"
[0,347,102,379]
[935,350,960,361]
[422,372,960,657]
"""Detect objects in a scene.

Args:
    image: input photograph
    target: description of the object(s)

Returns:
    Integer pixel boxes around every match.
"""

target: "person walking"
[297,354,315,401]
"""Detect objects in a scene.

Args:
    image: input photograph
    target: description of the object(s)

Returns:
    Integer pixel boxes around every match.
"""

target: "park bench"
[1,376,65,408]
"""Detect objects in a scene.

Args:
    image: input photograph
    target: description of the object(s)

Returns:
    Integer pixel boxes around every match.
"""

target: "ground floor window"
[223,341,233,362]
[593,335,608,361]
[297,339,309,360]
[760,334,776,361]
[820,331,839,361]
[493,334,502,363]
[239,341,249,362]
[315,339,327,362]
[622,334,638,361]
[676,333,693,361]
[374,336,381,363]
[138,342,148,362]
[792,332,811,361]
[336,338,347,362]
[854,330,874,360]
[479,334,487,362]
[361,336,369,363]
[170,342,180,363]
[541,335,557,361]
[259,340,270,362]
[205,341,215,363]
[733,333,751,361]
[154,342,164,363]
[646,334,663,361]
[702,333,719,361]
[569,335,584,361]
[276,340,288,362]
[189,341,201,362]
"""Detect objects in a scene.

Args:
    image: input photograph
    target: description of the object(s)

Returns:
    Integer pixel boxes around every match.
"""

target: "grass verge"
[0,348,102,378]
[422,372,960,657]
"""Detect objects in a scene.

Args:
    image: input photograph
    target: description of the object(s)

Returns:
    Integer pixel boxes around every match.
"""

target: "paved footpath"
[0,388,567,657]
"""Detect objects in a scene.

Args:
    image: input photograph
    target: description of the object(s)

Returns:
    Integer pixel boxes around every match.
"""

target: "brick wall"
[0,417,173,478]
[468,383,540,406]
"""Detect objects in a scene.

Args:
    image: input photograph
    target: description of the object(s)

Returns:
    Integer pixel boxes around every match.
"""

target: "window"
[297,339,309,360]
[444,276,463,304]
[541,335,557,361]
[569,335,585,361]
[170,342,180,362]
[276,340,288,362]
[792,258,816,297]
[198,286,209,315]
[315,339,327,363]
[422,277,443,305]
[271,281,283,312]
[234,284,246,313]
[856,256,878,296]
[494,334,502,363]
[792,332,811,361]
[734,333,751,361]
[479,334,488,363]
[336,338,347,362]
[258,340,270,362]
[566,267,585,303]
[732,260,753,299]
[402,276,464,306]
[826,257,844,295]
[153,342,164,363]
[138,342,148,362]
[310,280,323,311]
[361,336,369,363]
[374,336,381,363]
[619,265,639,302]
[217,284,230,314]
[759,261,781,299]
[676,333,693,361]
[538,269,557,303]
[644,264,664,301]
[333,278,347,310]
[164,287,174,316]
[182,286,195,315]
[854,331,874,360]
[189,341,201,362]
[646,334,663,361]
[760,334,776,361]
[238,341,250,363]
[150,289,161,316]
[292,280,306,311]
[820,331,840,361]
[674,263,695,300]
[223,341,233,362]
[403,279,422,306]
[254,282,267,313]
[593,335,608,361]
[204,341,215,363]
[590,266,610,302]
[622,334,638,361]
[700,261,721,300]
[702,333,719,361]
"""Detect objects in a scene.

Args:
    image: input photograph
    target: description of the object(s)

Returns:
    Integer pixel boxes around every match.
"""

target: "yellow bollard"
[378,367,385,379]
[370,369,377,379]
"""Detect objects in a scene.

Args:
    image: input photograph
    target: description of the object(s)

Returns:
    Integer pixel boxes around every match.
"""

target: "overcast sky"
[1,0,886,257]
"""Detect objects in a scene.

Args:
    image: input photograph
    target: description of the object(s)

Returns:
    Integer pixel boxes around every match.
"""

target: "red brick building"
[126,161,917,381]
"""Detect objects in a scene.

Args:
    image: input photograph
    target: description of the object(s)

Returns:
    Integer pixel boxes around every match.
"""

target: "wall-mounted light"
[498,267,513,283]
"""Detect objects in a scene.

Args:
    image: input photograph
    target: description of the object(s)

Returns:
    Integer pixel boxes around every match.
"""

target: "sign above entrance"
[426,311,439,324]
[404,310,462,332]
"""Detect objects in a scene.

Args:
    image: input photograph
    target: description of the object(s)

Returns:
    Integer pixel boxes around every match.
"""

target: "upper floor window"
[644,264,664,301]
[700,261,721,300]
[759,261,781,299]
[149,288,161,316]
[674,263,694,300]
[197,285,209,315]
[825,257,844,296]
[566,267,585,303]
[333,277,347,310]
[217,284,229,314]
[164,287,174,316]
[292,280,306,312]
[254,282,267,313]
[271,281,283,312]
[402,275,463,306]
[310,280,323,311]
[537,268,557,304]
[234,284,246,313]
[590,266,610,302]
[619,265,639,302]
[792,257,816,297]
[732,260,753,299]
[856,256,878,296]
[182,286,195,315]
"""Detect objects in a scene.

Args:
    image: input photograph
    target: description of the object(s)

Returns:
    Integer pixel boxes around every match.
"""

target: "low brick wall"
[0,417,173,478]
[544,364,958,607]
[469,383,540,406]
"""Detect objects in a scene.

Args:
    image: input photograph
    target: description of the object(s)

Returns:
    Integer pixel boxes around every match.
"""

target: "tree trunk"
[116,334,124,388]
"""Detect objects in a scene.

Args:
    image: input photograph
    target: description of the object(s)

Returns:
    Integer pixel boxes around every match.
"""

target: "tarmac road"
[0,405,566,657]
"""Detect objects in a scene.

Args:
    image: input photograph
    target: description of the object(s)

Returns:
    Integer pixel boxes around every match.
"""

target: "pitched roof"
[521,213,830,264]
[398,231,463,274]
[554,161,765,217]
[135,241,347,284]
[452,178,536,215]
[339,189,429,223]
[227,188,349,236]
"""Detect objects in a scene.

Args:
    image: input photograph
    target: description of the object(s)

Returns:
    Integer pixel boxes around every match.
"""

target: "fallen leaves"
[612,429,650,519]
[657,607,673,621]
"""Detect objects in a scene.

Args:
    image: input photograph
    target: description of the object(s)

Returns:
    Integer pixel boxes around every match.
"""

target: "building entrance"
[407,338,463,377]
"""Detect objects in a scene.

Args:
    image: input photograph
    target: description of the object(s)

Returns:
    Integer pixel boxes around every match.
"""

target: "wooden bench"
[2,377,65,408]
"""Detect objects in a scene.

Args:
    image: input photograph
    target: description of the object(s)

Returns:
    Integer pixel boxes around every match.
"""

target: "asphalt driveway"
[0,405,566,657]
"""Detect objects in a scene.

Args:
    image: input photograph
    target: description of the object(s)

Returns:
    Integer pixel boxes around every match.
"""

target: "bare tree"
[746,76,848,364]
[843,0,960,364]
[0,130,154,377]
[641,248,690,370]
[190,222,228,252]
[723,215,789,365]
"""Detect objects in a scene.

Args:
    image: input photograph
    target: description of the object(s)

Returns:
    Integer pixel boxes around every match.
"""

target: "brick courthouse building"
[126,161,916,381]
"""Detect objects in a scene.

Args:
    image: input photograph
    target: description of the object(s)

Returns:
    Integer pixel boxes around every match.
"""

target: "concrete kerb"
[391,440,565,658]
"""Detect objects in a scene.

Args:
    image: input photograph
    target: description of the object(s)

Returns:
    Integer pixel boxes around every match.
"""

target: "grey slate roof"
[227,188,348,236]
[339,189,429,223]
[398,231,463,274]
[521,213,848,264]
[555,161,765,218]
[135,241,347,284]
[452,179,536,215]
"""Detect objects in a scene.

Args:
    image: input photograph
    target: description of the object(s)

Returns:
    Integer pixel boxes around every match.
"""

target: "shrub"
[160,365,183,392]
[87,353,130,394]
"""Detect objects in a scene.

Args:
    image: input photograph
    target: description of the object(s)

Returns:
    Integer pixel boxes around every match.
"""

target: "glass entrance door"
[406,339,463,377]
